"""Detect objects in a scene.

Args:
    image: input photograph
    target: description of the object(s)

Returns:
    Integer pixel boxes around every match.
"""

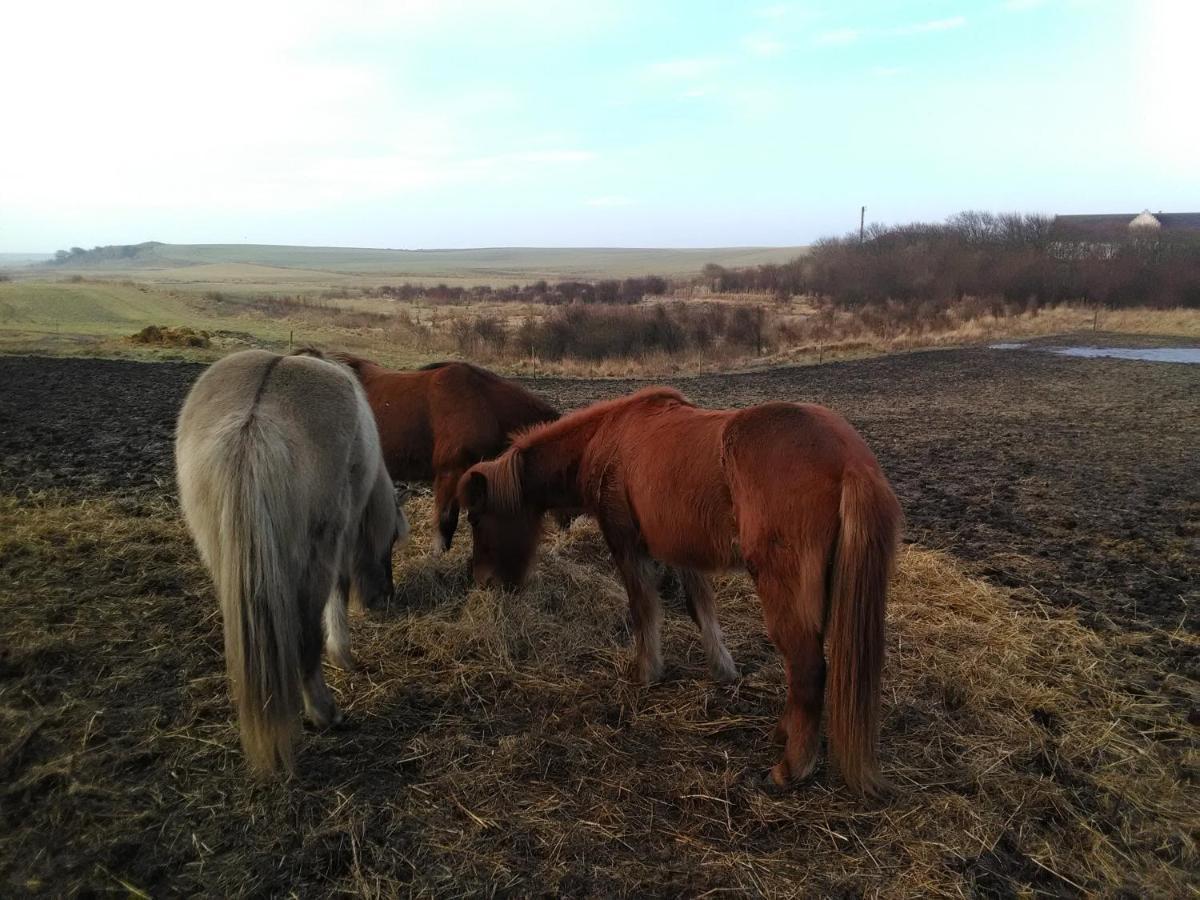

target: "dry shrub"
[1,493,1194,896]
[128,324,211,348]
[519,302,773,362]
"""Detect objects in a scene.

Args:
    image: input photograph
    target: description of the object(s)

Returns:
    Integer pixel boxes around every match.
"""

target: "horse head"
[459,454,543,590]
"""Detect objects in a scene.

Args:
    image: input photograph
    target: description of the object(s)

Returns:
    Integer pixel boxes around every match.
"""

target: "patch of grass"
[0,492,1194,896]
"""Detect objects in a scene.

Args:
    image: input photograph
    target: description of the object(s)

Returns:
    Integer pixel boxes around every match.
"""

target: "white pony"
[176,349,408,773]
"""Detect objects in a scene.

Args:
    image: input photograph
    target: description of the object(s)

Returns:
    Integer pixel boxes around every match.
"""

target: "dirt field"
[1,347,1197,895]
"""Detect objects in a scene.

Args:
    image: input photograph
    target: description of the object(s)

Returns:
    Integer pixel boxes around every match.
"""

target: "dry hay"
[0,492,1195,896]
[128,325,211,348]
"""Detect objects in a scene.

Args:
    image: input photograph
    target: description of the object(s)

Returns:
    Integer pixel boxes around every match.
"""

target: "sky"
[1,0,1197,252]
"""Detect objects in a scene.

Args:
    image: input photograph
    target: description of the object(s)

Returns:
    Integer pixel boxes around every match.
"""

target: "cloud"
[894,16,967,35]
[742,33,786,57]
[511,150,597,164]
[585,196,634,208]
[1003,0,1048,9]
[646,57,725,79]
[755,3,793,19]
[815,28,860,46]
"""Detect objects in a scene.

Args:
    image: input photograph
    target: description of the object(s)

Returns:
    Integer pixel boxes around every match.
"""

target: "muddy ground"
[2,342,1195,639]
[1,343,1197,896]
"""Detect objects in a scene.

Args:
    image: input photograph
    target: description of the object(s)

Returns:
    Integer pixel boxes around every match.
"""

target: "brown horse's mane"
[483,447,526,514]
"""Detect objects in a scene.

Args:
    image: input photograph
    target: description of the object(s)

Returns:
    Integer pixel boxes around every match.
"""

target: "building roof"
[1052,212,1200,239]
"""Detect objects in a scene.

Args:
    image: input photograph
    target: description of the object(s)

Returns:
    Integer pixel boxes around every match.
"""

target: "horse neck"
[518,416,597,510]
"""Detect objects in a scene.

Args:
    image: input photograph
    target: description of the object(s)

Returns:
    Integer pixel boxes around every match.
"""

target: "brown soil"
[0,346,1196,896]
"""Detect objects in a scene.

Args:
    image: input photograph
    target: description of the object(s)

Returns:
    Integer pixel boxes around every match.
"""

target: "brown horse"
[458,386,902,797]
[336,355,559,555]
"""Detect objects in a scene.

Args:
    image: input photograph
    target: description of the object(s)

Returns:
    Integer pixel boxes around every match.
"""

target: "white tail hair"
[209,413,303,772]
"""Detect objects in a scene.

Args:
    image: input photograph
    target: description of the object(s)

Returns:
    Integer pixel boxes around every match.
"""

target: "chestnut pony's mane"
[482,446,526,514]
[488,386,691,512]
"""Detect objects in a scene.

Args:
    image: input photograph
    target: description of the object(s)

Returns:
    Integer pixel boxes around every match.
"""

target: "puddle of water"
[990,343,1200,364]
[1049,346,1200,364]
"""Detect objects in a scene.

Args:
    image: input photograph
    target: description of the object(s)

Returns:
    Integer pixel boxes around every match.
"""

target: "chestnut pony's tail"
[825,465,902,798]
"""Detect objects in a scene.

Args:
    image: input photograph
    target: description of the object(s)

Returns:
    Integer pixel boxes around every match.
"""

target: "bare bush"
[519,302,774,361]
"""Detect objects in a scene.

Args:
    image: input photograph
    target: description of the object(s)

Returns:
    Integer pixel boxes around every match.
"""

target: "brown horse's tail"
[825,465,902,798]
[212,418,303,774]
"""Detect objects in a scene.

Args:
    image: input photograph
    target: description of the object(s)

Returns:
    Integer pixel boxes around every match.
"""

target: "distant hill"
[41,242,807,280]
[0,252,53,266]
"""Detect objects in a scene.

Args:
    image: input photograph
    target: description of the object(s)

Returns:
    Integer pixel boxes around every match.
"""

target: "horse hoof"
[711,658,739,683]
[633,659,664,685]
[305,702,343,730]
[332,653,359,673]
[854,774,896,803]
[791,756,819,782]
[759,768,789,795]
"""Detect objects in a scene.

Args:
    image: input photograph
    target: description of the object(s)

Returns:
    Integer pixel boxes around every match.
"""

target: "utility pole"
[860,206,866,243]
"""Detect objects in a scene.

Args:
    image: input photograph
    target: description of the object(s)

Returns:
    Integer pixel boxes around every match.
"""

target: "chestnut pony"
[458,387,902,797]
[336,355,559,555]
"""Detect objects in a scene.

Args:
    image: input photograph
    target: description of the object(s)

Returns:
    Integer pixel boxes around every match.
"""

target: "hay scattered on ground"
[0,493,1195,896]
[128,325,211,348]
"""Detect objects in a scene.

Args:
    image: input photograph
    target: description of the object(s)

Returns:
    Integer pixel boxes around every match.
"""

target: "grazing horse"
[458,387,902,797]
[336,355,559,555]
[176,349,408,773]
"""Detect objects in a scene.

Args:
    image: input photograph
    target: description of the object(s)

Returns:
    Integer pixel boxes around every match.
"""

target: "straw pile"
[0,492,1195,896]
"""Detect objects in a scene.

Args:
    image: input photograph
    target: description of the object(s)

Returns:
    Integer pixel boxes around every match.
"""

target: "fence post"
[289,329,294,348]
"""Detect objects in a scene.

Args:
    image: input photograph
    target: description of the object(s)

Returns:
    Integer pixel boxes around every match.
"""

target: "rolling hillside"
[34,242,807,281]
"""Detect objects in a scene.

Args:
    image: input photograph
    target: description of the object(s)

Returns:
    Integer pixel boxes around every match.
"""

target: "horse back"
[179,350,370,473]
[425,363,556,467]
[345,359,555,480]
[585,394,738,569]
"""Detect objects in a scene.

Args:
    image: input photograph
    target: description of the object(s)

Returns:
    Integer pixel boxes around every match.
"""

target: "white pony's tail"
[211,416,303,774]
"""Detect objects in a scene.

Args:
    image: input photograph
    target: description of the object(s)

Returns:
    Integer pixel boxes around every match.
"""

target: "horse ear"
[463,470,490,512]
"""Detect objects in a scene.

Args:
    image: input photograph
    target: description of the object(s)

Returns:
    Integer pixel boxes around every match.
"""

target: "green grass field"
[8,242,807,285]
[0,243,808,366]
[0,279,438,367]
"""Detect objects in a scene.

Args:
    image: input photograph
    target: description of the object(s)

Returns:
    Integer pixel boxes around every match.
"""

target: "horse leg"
[755,564,826,787]
[301,562,342,729]
[678,568,737,682]
[431,469,460,556]
[612,551,664,684]
[323,573,357,672]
